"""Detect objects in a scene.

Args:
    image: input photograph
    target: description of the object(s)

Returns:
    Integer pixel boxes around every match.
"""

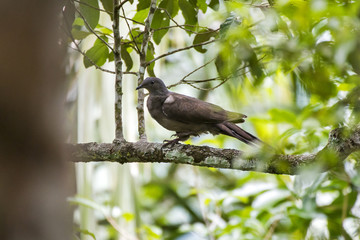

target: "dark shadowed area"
[0,1,72,240]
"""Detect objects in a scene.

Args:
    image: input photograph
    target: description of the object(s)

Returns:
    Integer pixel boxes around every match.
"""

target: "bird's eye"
[151,80,155,84]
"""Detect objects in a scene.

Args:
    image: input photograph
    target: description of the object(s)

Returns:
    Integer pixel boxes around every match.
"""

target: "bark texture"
[69,125,360,175]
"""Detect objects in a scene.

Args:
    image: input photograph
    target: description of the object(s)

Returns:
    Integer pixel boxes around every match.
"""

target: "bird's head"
[136,77,169,95]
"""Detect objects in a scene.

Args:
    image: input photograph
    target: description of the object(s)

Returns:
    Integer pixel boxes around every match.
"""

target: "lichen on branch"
[68,125,360,175]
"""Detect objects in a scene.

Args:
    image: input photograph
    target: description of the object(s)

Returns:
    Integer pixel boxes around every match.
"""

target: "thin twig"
[123,71,137,75]
[146,39,216,66]
[74,5,115,52]
[121,7,141,53]
[158,8,200,35]
[117,0,130,10]
[264,219,280,240]
[153,25,219,34]
[72,0,111,14]
[113,0,125,140]
[158,8,217,35]
[121,16,144,25]
[168,53,265,91]
[167,58,216,89]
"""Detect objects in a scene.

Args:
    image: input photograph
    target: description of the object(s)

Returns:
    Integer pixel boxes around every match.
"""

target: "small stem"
[113,0,125,140]
[137,0,156,141]
[146,39,216,66]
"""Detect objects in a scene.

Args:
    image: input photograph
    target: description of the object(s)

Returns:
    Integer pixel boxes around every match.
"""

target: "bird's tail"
[217,122,261,145]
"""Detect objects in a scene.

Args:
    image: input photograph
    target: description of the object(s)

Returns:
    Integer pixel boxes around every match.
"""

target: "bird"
[136,77,261,146]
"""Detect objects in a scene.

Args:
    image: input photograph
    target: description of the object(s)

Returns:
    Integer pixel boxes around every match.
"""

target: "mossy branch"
[68,125,360,175]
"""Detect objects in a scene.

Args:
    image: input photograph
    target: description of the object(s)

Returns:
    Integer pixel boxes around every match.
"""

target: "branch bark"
[112,0,125,140]
[136,0,157,141]
[68,125,360,175]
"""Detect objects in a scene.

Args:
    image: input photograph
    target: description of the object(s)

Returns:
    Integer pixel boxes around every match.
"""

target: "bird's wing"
[162,93,246,124]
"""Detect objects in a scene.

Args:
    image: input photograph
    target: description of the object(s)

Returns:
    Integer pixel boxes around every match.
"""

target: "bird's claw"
[162,138,180,148]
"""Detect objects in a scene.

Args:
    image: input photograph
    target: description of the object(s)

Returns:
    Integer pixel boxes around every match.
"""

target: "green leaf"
[71,18,91,40]
[197,0,207,13]
[108,51,114,62]
[79,0,100,30]
[133,8,150,23]
[137,0,151,11]
[122,212,135,222]
[146,42,155,76]
[209,0,219,10]
[151,10,170,45]
[121,45,133,71]
[151,0,179,44]
[219,16,234,38]
[178,0,197,25]
[76,228,97,240]
[269,108,298,125]
[215,53,229,77]
[141,225,162,239]
[71,29,91,40]
[83,37,110,68]
[96,24,113,35]
[100,0,113,19]
[73,17,85,29]
[161,0,179,17]
[193,30,216,53]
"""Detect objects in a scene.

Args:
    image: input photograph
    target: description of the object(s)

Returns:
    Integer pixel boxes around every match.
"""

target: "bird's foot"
[162,138,181,148]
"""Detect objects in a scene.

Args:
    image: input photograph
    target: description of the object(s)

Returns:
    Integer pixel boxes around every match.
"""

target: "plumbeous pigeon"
[136,77,261,146]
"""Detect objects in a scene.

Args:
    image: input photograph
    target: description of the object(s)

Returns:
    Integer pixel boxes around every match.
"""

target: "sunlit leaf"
[122,212,135,222]
[133,8,150,22]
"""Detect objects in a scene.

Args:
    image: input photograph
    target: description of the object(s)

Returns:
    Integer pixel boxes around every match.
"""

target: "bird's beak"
[136,84,143,90]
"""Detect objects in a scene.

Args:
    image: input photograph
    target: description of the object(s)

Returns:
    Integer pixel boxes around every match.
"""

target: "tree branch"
[112,0,125,140]
[136,0,157,141]
[146,39,216,66]
[157,7,217,35]
[68,125,360,175]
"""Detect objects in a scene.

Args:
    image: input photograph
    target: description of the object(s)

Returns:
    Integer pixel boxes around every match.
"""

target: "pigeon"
[136,77,261,146]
